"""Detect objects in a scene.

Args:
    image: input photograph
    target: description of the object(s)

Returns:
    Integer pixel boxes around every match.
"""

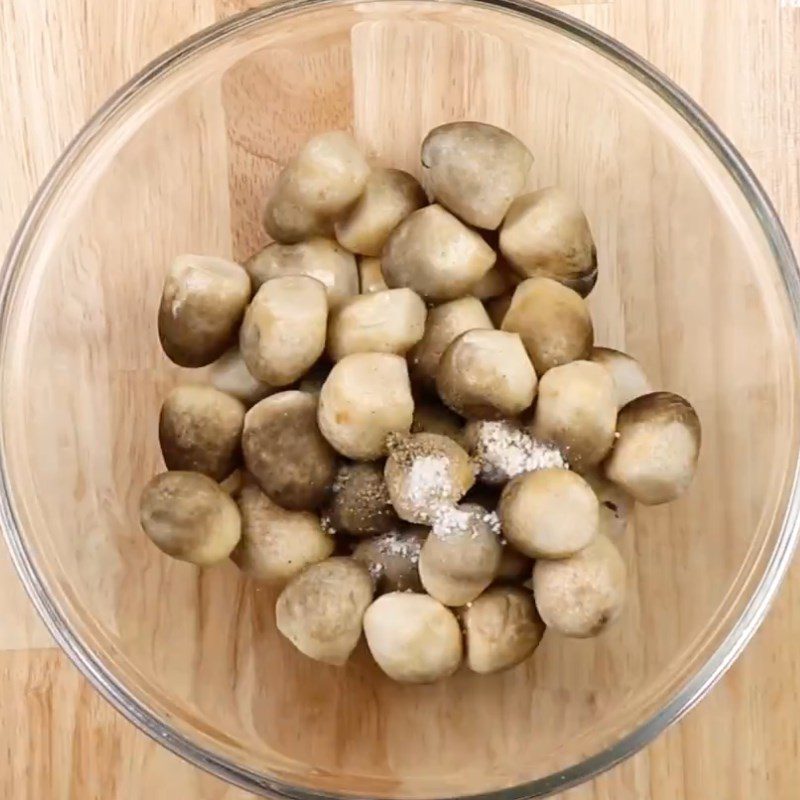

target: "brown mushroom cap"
[327,288,427,361]
[494,543,534,583]
[501,277,593,375]
[245,238,358,309]
[231,481,334,583]
[470,262,518,300]
[364,592,463,683]
[335,168,426,256]
[409,296,494,391]
[275,557,374,666]
[263,168,333,244]
[533,534,626,638]
[411,400,465,447]
[317,352,414,460]
[463,418,566,486]
[381,205,496,302]
[499,187,597,297]
[158,255,251,368]
[159,384,245,481]
[352,526,428,593]
[418,503,502,606]
[421,121,533,230]
[242,391,338,511]
[209,348,274,407]
[590,347,652,409]
[326,462,399,536]
[499,468,599,559]
[530,359,617,470]
[437,329,538,420]
[139,471,241,566]
[462,585,545,674]
[604,391,701,505]
[239,275,328,387]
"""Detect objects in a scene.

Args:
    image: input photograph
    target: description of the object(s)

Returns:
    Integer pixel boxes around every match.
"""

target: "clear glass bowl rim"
[1,0,799,798]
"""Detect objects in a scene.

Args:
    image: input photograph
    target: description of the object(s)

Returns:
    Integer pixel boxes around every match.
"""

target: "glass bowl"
[1,1,799,798]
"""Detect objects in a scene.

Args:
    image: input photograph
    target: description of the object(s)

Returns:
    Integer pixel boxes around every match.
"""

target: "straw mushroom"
[499,468,599,559]
[381,205,496,302]
[364,592,463,683]
[232,481,334,583]
[421,121,533,229]
[501,277,593,375]
[462,586,545,674]
[533,534,626,638]
[604,392,701,504]
[530,360,617,470]
[239,276,328,386]
[158,255,251,367]
[317,352,414,460]
[275,557,374,665]
[437,329,537,419]
[499,187,597,296]
[245,238,358,309]
[139,471,241,566]
[242,391,337,510]
[159,385,245,481]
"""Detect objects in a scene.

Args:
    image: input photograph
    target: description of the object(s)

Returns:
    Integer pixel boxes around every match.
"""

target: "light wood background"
[1,0,799,798]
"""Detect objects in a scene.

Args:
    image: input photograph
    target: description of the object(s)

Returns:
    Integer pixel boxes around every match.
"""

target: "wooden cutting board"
[0,1,798,797]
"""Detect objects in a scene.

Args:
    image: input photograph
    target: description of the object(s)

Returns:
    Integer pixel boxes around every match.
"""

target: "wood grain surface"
[1,1,799,798]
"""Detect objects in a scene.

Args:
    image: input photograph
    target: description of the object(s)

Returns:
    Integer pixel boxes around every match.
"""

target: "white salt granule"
[367,561,385,580]
[320,514,337,536]
[482,509,502,537]
[331,469,350,494]
[405,453,453,513]
[432,505,502,540]
[374,530,423,563]
[432,505,474,538]
[471,420,566,483]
